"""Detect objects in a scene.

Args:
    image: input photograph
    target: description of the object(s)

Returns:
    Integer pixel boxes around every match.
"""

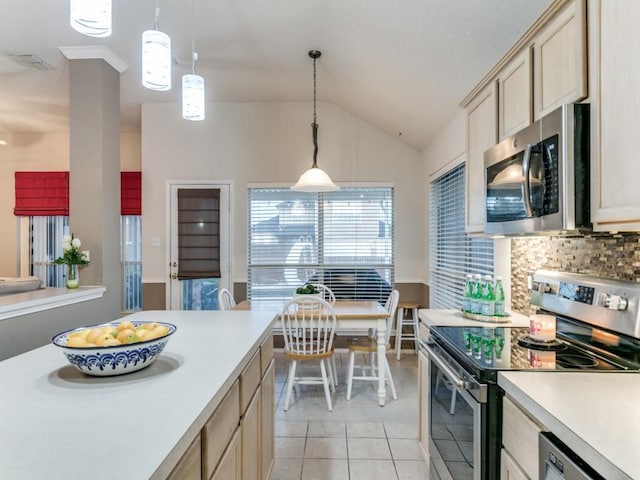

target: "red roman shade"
[121,172,142,215]
[14,171,69,216]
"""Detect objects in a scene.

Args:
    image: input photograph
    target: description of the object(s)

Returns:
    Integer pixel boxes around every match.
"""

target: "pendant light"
[142,1,171,91]
[182,0,205,121]
[291,50,339,192]
[69,0,112,38]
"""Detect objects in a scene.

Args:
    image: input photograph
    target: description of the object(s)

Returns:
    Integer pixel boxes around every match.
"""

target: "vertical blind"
[177,188,221,279]
[429,163,493,309]
[248,187,394,302]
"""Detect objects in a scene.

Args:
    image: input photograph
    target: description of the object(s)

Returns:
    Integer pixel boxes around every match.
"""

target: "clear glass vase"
[66,264,79,289]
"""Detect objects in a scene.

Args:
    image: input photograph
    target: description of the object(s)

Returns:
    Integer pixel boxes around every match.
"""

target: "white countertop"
[0,286,106,321]
[499,371,640,480]
[419,308,530,328]
[0,309,275,480]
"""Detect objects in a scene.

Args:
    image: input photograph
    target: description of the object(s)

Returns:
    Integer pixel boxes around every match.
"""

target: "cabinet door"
[166,433,202,480]
[502,396,543,479]
[260,360,275,480]
[242,388,261,480]
[212,427,242,480]
[501,449,531,480]
[498,48,532,140]
[590,0,640,229]
[466,81,497,233]
[418,350,429,460]
[533,0,587,119]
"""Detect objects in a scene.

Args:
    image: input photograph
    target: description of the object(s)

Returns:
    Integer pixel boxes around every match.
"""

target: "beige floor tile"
[349,459,399,480]
[388,438,425,461]
[346,421,386,438]
[347,437,392,460]
[276,420,309,438]
[301,458,349,480]
[271,458,303,480]
[395,459,430,479]
[276,437,306,458]
[307,420,346,437]
[304,436,348,459]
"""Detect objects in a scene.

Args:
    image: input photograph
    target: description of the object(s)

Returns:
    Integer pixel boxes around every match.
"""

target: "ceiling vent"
[8,53,54,71]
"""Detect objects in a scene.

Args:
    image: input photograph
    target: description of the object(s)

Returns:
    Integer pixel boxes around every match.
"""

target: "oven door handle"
[424,344,469,391]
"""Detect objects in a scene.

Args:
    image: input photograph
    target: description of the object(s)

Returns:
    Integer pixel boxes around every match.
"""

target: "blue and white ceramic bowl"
[52,321,176,377]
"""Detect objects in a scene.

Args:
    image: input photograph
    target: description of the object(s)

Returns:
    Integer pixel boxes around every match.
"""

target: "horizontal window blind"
[429,163,493,309]
[248,187,394,302]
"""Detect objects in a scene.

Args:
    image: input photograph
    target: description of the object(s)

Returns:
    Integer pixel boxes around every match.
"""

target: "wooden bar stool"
[394,301,421,360]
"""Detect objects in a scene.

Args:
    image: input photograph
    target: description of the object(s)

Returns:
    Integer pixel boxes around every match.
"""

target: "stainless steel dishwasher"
[539,432,605,480]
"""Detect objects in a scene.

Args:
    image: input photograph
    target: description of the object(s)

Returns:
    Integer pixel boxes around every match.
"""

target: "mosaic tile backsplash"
[511,234,640,314]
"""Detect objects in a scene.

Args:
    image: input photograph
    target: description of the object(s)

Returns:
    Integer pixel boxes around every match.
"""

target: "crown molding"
[58,46,128,73]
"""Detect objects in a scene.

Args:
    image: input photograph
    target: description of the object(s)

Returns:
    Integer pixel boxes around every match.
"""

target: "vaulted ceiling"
[0,0,551,150]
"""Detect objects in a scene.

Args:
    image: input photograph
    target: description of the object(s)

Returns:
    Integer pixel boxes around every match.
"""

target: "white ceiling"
[0,0,551,150]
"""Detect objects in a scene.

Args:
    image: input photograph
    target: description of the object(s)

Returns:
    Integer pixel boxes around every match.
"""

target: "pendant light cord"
[311,55,319,168]
[190,0,196,74]
[154,0,160,30]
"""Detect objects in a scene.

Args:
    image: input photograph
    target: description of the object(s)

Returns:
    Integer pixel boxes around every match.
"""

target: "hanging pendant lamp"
[69,0,112,38]
[291,50,339,192]
[142,2,171,91]
[182,0,205,121]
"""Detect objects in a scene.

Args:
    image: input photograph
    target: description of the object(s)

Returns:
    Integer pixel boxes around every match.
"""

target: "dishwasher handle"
[424,343,469,391]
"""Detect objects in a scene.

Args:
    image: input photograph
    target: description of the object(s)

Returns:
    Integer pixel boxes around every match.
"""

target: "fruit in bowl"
[52,321,176,376]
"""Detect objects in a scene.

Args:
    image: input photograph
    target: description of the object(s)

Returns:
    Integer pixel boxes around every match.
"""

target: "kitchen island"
[499,371,640,480]
[0,309,276,480]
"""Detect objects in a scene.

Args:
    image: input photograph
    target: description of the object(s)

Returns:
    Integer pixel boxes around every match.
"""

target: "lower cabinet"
[501,395,545,479]
[212,427,242,480]
[261,360,275,480]
[241,387,261,480]
[501,449,530,480]
[166,433,202,480]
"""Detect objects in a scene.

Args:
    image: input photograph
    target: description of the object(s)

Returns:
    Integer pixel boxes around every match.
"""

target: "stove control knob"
[608,295,629,311]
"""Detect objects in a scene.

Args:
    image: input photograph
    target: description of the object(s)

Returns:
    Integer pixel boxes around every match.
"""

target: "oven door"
[424,341,486,480]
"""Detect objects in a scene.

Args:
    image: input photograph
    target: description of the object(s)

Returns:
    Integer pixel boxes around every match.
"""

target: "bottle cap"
[495,275,502,281]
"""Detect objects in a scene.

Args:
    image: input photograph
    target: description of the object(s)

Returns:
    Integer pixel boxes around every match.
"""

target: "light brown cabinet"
[589,0,640,230]
[501,396,545,480]
[166,433,202,480]
[465,82,497,234]
[242,388,261,480]
[501,448,530,480]
[498,48,532,140]
[211,428,242,480]
[261,360,275,480]
[533,0,587,119]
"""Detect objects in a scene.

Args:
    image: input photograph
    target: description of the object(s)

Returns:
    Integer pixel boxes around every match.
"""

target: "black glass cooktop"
[429,323,637,380]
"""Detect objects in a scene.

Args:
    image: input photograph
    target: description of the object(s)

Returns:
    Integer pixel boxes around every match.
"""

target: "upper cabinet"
[533,0,588,119]
[498,48,532,140]
[465,82,497,234]
[589,0,640,230]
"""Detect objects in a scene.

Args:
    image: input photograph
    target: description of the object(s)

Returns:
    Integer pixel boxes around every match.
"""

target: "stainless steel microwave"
[484,103,590,235]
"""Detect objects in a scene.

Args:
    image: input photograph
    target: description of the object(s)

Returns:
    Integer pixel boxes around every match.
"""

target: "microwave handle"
[522,144,534,217]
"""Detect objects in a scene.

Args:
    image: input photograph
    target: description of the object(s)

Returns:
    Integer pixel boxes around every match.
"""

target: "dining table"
[233,299,392,406]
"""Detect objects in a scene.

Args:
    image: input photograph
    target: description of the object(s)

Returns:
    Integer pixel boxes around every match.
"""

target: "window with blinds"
[429,163,493,309]
[121,215,142,312]
[30,216,69,287]
[248,186,394,302]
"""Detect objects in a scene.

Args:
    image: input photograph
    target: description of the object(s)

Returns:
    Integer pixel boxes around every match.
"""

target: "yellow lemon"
[122,333,139,344]
[136,329,150,341]
[116,329,136,343]
[85,328,104,344]
[66,336,87,348]
[96,334,119,346]
[100,338,121,347]
[117,321,135,332]
[140,322,158,331]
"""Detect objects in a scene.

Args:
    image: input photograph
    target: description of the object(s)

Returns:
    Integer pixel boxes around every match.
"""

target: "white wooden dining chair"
[218,288,236,311]
[310,283,338,385]
[281,296,337,412]
[345,289,400,401]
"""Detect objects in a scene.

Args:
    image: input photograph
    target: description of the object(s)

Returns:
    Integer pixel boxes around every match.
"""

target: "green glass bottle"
[481,274,495,316]
[470,274,482,314]
[494,275,506,316]
[463,274,473,312]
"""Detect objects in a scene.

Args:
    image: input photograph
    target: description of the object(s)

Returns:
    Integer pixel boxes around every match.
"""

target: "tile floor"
[271,349,429,480]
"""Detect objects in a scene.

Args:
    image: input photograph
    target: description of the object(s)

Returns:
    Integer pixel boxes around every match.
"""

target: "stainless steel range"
[422,270,640,480]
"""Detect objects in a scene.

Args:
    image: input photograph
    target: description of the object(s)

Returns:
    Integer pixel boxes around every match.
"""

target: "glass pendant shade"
[70,0,112,38]
[142,29,172,91]
[291,166,339,192]
[182,74,205,121]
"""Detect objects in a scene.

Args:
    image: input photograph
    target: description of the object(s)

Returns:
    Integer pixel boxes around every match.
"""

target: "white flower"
[62,234,72,243]
[62,241,71,251]
[71,238,82,248]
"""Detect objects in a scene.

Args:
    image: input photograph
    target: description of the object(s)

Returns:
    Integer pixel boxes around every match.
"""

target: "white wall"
[141,101,425,286]
[0,133,140,277]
